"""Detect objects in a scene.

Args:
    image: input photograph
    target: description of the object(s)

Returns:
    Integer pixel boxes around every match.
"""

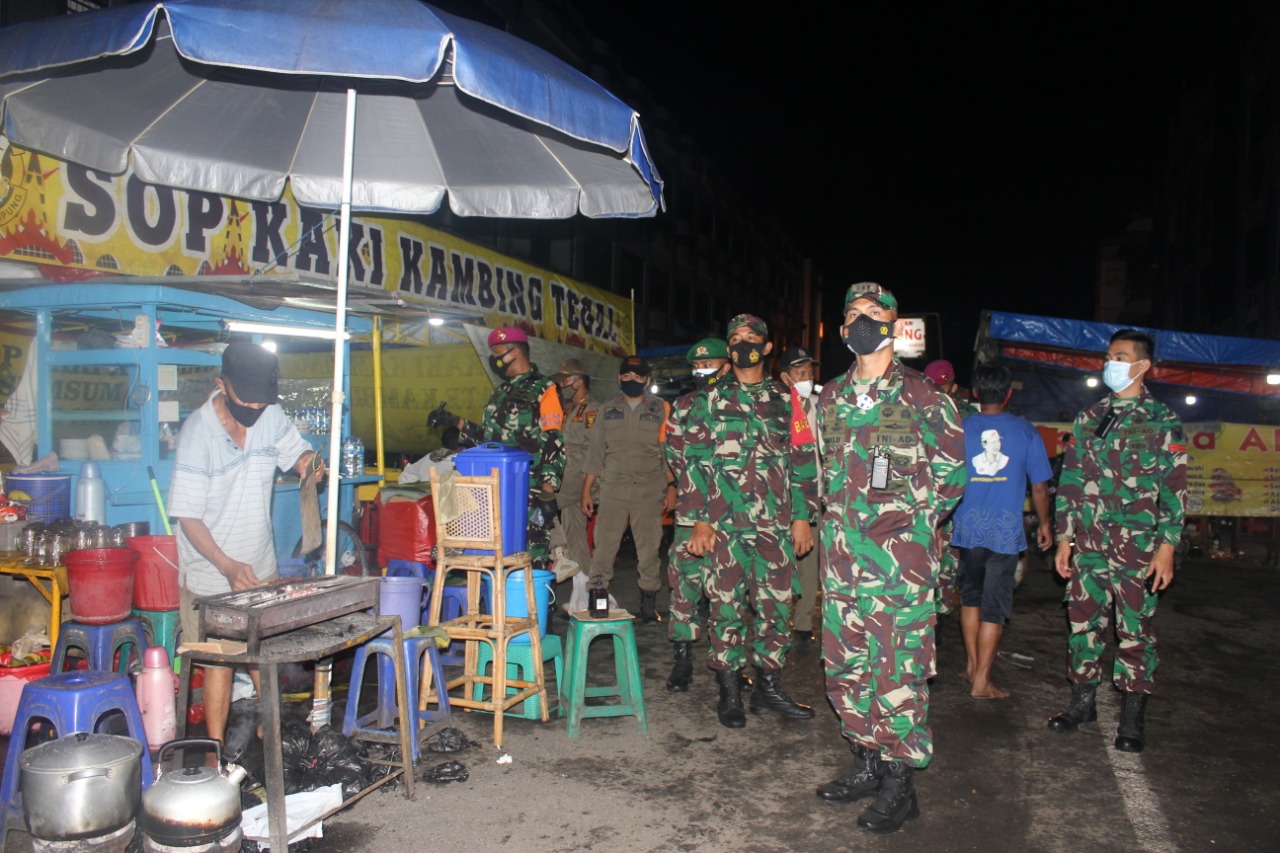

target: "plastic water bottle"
[74,461,106,525]
[341,436,363,478]
[136,646,177,749]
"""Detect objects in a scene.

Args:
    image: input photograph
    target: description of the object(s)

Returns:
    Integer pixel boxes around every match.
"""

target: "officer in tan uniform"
[551,359,600,580]
[582,355,676,623]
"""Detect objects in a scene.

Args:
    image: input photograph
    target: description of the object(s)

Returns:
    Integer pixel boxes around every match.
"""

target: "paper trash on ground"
[240,783,343,849]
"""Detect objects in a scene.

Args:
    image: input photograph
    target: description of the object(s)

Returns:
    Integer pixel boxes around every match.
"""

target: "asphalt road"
[4,546,1277,852]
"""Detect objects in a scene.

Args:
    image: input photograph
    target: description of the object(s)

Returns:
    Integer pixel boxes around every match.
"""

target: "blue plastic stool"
[131,608,181,664]
[562,615,648,738]
[0,670,156,829]
[50,618,148,675]
[473,634,564,720]
[343,635,452,761]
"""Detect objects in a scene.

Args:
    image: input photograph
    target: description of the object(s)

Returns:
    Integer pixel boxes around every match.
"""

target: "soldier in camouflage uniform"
[664,337,731,692]
[1048,329,1187,754]
[815,283,966,836]
[439,326,565,565]
[681,314,819,728]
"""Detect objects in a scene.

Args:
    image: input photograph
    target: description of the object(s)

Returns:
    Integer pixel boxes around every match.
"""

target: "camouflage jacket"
[816,360,967,596]
[677,374,818,531]
[460,367,565,491]
[664,382,712,488]
[1054,388,1188,547]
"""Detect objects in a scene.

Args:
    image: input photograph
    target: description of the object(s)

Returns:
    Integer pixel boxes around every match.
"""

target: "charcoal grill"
[195,576,379,652]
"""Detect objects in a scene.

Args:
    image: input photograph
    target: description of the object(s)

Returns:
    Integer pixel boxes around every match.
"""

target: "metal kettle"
[141,738,247,848]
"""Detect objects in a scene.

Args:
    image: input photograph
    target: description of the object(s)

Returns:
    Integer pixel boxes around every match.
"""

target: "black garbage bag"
[425,727,479,753]
[278,719,371,798]
[422,760,469,784]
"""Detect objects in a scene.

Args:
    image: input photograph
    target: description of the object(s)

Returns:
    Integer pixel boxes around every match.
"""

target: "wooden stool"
[562,613,648,738]
[425,467,547,747]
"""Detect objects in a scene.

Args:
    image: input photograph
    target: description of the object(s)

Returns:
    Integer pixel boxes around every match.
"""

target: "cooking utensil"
[141,739,246,848]
[19,732,142,841]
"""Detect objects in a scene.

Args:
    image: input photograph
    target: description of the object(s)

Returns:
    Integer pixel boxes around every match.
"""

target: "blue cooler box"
[453,443,532,555]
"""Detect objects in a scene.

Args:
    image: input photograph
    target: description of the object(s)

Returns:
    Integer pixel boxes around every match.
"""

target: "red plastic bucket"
[64,548,138,624]
[126,535,180,611]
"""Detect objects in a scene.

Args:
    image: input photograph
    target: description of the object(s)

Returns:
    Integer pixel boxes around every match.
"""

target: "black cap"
[619,355,650,376]
[781,346,815,368]
[221,341,279,404]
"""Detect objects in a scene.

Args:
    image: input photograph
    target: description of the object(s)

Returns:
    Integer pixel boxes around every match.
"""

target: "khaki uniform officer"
[582,355,675,623]
[551,358,600,578]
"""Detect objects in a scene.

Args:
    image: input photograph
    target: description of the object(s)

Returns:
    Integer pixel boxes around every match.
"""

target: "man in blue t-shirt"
[952,363,1053,699]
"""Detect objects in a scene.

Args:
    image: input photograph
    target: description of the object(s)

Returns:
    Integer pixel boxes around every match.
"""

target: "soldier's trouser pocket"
[872,597,937,710]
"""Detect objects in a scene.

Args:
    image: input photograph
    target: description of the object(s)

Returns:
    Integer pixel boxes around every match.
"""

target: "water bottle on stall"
[341,436,364,478]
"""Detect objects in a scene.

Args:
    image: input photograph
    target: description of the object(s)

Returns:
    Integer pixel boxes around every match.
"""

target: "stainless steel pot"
[18,732,142,840]
[142,739,246,847]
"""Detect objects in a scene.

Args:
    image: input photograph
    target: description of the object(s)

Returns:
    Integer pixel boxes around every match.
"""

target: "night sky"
[571,3,1272,378]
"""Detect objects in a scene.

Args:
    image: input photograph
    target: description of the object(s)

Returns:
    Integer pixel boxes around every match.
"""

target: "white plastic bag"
[239,783,343,849]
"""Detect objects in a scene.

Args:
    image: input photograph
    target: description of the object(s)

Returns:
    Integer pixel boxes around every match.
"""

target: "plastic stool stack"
[50,618,148,675]
[0,670,156,835]
[131,607,181,664]
[343,634,452,761]
[473,633,564,720]
[562,614,648,738]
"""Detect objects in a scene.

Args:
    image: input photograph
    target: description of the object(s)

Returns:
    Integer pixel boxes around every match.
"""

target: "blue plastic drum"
[453,443,531,555]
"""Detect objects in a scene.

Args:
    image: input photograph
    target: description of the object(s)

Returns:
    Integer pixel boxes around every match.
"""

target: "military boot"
[666,641,693,692]
[1114,691,1148,753]
[817,744,883,804]
[715,668,746,728]
[856,761,919,835]
[1047,683,1098,733]
[749,668,815,719]
[639,590,659,624]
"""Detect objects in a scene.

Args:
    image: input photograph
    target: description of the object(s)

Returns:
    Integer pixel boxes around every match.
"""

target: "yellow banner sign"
[1184,423,1280,517]
[0,141,633,354]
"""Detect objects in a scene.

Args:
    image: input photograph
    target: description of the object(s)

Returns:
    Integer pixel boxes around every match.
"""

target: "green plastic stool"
[131,607,181,667]
[562,615,648,737]
[473,634,563,720]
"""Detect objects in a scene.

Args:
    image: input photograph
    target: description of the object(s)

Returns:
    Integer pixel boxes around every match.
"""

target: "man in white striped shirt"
[170,341,323,745]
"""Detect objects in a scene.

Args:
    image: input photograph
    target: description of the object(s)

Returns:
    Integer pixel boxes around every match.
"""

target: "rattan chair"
[425,467,548,747]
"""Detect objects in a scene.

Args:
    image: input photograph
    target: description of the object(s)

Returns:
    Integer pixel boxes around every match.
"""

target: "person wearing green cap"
[814,283,966,835]
[663,337,730,692]
[681,314,819,727]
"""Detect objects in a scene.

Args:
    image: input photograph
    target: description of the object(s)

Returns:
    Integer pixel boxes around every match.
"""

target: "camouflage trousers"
[703,526,798,671]
[823,591,936,768]
[667,525,708,643]
[525,489,551,565]
[936,543,959,617]
[1065,528,1159,694]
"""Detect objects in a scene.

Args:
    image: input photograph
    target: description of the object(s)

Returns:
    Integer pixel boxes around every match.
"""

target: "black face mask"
[558,382,578,404]
[841,314,894,356]
[729,341,766,368]
[620,379,646,397]
[692,368,720,390]
[488,352,513,378]
[224,392,266,428]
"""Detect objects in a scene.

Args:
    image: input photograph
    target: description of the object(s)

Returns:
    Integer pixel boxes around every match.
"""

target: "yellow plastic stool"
[562,614,648,737]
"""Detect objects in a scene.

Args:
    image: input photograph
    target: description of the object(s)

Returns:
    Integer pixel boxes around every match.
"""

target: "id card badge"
[870,446,891,490]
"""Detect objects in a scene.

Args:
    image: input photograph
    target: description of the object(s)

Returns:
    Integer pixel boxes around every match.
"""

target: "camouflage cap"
[686,337,729,364]
[844,282,899,311]
[726,313,768,337]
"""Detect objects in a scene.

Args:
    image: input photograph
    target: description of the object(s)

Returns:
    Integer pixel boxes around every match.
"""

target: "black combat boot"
[1114,691,1148,753]
[1047,683,1098,733]
[639,590,658,624]
[666,641,693,692]
[857,761,919,835]
[715,668,746,728]
[749,667,815,719]
[817,744,883,804]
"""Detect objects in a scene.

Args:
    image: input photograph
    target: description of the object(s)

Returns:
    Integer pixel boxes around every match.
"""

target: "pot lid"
[19,732,142,772]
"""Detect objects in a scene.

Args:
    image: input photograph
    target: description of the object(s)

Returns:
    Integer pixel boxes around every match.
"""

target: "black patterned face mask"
[489,349,514,377]
[224,391,266,427]
[841,314,894,356]
[729,341,766,368]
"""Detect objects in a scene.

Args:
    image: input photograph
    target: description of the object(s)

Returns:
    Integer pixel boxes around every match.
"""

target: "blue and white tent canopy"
[0,0,663,218]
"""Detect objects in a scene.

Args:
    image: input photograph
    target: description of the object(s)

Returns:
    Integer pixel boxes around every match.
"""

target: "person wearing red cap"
[924,359,972,413]
[432,325,565,564]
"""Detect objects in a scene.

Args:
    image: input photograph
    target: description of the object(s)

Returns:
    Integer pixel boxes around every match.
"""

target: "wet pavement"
[4,546,1278,851]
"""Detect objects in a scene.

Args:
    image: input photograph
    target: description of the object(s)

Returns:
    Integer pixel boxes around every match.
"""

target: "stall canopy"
[981,311,1280,425]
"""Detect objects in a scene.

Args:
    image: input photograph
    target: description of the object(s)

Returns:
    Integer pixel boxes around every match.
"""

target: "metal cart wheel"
[293,520,373,577]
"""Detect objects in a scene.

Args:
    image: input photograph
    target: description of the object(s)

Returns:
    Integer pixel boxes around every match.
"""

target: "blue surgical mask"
[1102,360,1135,393]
